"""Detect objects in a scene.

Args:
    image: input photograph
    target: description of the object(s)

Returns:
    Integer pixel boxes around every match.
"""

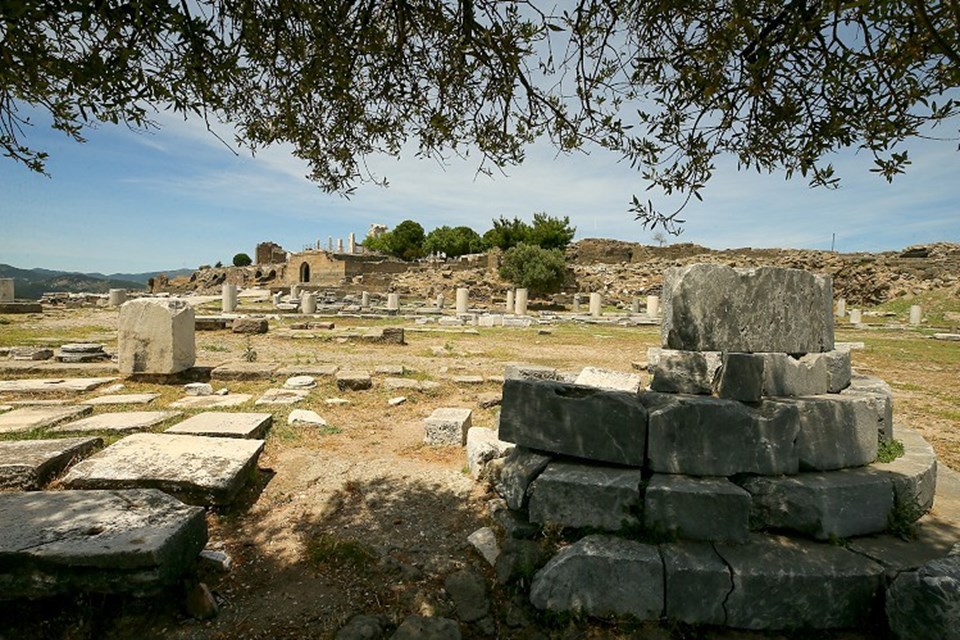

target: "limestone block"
[528,462,645,532]
[108,288,126,306]
[762,352,828,396]
[574,366,643,393]
[647,395,800,476]
[661,264,834,353]
[824,349,852,392]
[644,475,751,542]
[0,437,102,489]
[886,554,960,640]
[118,299,195,375]
[232,317,268,334]
[456,287,469,314]
[165,412,272,439]
[843,374,895,441]
[465,427,514,479]
[211,362,278,381]
[496,447,551,510]
[503,363,560,381]
[0,489,207,598]
[499,379,648,467]
[716,352,764,402]
[301,293,317,314]
[662,542,731,625]
[336,371,372,391]
[716,535,884,629]
[530,535,663,619]
[742,468,895,539]
[0,405,93,435]
[769,394,878,471]
[874,426,937,516]
[423,407,472,446]
[649,349,721,395]
[51,410,181,434]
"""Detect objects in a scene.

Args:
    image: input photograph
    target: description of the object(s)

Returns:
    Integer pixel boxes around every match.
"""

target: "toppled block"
[644,475,751,542]
[496,447,551,510]
[0,437,102,489]
[528,462,645,532]
[716,353,764,402]
[0,489,207,598]
[231,317,268,334]
[336,371,372,391]
[423,407,472,446]
[769,394,879,471]
[647,395,799,476]
[649,350,721,395]
[499,379,647,467]
[530,535,663,620]
[661,264,834,353]
[118,299,195,376]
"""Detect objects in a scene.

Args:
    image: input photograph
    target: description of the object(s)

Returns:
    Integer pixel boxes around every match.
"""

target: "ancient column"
[835,298,846,318]
[108,288,126,307]
[631,298,641,314]
[273,292,283,307]
[302,293,317,315]
[515,289,529,316]
[361,291,370,308]
[290,284,301,299]
[909,305,922,326]
[337,238,344,253]
[456,288,470,314]
[327,236,333,251]
[849,309,862,324]
[646,295,660,317]
[387,293,400,311]
[0,278,13,302]
[436,294,445,309]
[572,294,581,313]
[348,233,356,254]
[505,290,515,314]
[221,283,237,313]
[589,293,602,317]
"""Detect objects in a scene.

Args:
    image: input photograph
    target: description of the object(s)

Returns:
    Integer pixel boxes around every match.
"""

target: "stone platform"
[0,437,102,489]
[165,412,272,439]
[0,405,92,434]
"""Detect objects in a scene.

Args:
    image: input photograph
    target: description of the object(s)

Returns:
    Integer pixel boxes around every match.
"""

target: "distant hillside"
[0,264,191,299]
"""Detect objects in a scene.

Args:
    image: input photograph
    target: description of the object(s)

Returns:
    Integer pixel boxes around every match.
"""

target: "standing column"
[572,294,581,313]
[302,293,318,314]
[387,293,400,312]
[909,305,922,326]
[337,238,344,253]
[505,290,515,314]
[835,298,846,318]
[589,293,602,317]
[631,297,641,313]
[361,291,370,308]
[222,283,237,313]
[108,288,126,307]
[515,289,528,316]
[436,293,445,309]
[348,233,356,254]
[456,288,470,314]
[646,295,660,317]
[327,236,333,251]
[0,278,13,302]
[849,309,862,324]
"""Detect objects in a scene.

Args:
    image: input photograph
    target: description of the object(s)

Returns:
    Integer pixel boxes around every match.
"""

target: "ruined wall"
[256,242,287,265]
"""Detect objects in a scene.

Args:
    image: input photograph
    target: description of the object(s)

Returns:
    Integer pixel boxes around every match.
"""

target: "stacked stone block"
[487,264,939,631]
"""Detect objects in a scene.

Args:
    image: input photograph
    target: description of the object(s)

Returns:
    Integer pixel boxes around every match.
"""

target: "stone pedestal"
[118,299,195,376]
[0,278,13,302]
[108,289,126,307]
[909,305,922,326]
[589,293,602,317]
[515,289,529,316]
[387,293,400,311]
[647,295,660,317]
[361,291,370,308]
[456,288,470,314]
[505,290,515,314]
[849,309,862,324]
[221,284,237,313]
[301,293,317,315]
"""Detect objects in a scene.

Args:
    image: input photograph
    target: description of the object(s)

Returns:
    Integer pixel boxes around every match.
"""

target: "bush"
[233,252,253,267]
[528,212,576,250]
[499,243,568,294]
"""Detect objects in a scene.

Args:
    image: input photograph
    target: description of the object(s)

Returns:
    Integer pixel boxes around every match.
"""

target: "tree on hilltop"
[4,1,957,231]
[423,225,484,257]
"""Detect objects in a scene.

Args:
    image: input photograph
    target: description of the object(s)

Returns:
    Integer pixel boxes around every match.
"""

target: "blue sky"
[1,110,958,274]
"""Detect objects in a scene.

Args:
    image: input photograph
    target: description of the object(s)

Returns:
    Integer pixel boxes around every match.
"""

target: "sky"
[1,108,958,274]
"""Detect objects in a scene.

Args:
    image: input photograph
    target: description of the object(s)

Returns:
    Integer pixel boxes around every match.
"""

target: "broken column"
[387,293,400,312]
[221,283,237,313]
[456,288,470,314]
[836,298,846,318]
[573,294,581,313]
[849,309,862,324]
[361,291,370,308]
[337,238,344,252]
[909,305,922,326]
[631,298,641,314]
[327,236,333,251]
[290,284,301,299]
[118,299,196,376]
[108,289,126,307]
[515,289,529,316]
[0,278,13,302]
[436,293,445,309]
[505,290,515,314]
[302,293,317,314]
[589,293,602,317]
[647,295,660,317]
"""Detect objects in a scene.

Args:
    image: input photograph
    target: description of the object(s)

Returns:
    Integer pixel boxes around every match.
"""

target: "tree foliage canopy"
[499,243,568,294]
[4,1,958,229]
[423,225,484,257]
[232,252,252,267]
[362,219,426,261]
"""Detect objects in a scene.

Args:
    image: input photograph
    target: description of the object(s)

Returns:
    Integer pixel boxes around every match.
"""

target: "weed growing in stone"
[877,438,905,463]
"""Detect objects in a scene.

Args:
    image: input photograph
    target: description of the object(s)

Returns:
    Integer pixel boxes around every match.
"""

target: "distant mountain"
[0,264,190,299]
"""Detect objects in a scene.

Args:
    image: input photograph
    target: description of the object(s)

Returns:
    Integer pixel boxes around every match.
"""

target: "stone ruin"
[488,264,941,631]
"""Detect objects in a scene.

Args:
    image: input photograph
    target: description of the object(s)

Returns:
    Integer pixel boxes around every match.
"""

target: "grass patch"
[305,534,378,573]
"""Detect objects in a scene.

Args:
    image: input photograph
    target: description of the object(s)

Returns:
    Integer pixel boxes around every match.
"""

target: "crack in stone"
[711,542,736,626]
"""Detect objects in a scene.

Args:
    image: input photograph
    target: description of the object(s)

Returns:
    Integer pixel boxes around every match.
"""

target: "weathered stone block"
[232,317,268,334]
[716,352,764,402]
[874,426,937,516]
[843,374,895,441]
[661,264,834,353]
[465,427,514,479]
[769,394,878,471]
[118,299,195,375]
[503,363,559,381]
[528,462,644,531]
[423,407,472,446]
[741,468,895,540]
[211,362,278,381]
[644,475,751,542]
[530,535,663,619]
[336,371,372,391]
[574,366,642,393]
[0,405,92,434]
[499,379,647,467]
[0,437,102,489]
[51,411,181,434]
[716,535,884,629]
[649,349,721,395]
[496,447,551,510]
[165,412,273,439]
[647,395,799,476]
[824,349,852,392]
[762,352,829,396]
[886,554,960,640]
[662,542,731,625]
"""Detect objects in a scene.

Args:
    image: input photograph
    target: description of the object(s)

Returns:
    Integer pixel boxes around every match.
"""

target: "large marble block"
[118,299,195,375]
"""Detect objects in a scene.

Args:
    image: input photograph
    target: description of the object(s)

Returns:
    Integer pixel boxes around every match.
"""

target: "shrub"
[232,252,253,267]
[499,243,568,294]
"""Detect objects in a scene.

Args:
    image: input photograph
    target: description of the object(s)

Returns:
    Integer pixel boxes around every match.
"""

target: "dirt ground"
[1,303,958,640]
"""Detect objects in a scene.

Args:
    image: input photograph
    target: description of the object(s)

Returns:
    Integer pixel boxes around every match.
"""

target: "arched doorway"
[299,262,310,283]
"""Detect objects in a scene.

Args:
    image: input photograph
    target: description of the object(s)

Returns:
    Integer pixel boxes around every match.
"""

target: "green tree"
[423,225,484,258]
[232,253,252,267]
[4,2,958,229]
[482,217,531,251]
[361,232,392,255]
[499,243,568,295]
[387,220,426,261]
[527,213,576,250]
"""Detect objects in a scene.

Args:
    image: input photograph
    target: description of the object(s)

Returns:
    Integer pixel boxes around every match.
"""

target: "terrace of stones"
[0,267,958,639]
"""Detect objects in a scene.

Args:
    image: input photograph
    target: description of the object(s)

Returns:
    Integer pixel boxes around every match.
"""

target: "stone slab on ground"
[82,393,161,406]
[62,433,265,505]
[51,411,181,434]
[210,362,278,381]
[0,489,207,598]
[275,364,338,377]
[661,264,834,353]
[254,388,309,405]
[0,437,102,489]
[645,474,751,542]
[336,371,373,391]
[499,379,648,467]
[0,377,116,395]
[169,394,253,409]
[165,412,272,439]
[503,364,560,381]
[530,534,663,620]
[716,535,884,630]
[528,461,645,532]
[0,405,93,434]
[573,366,643,393]
[662,542,731,625]
[423,407,472,446]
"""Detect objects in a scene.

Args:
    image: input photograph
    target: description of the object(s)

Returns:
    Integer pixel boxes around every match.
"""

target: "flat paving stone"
[165,412,272,439]
[0,377,116,394]
[254,388,309,405]
[275,364,338,377]
[169,394,253,409]
[62,433,265,505]
[0,437,103,489]
[210,362,278,381]
[0,489,207,597]
[82,393,161,406]
[0,405,93,434]
[50,411,181,434]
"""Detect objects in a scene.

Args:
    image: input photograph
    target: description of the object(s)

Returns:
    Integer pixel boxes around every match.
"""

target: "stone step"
[0,437,102,489]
